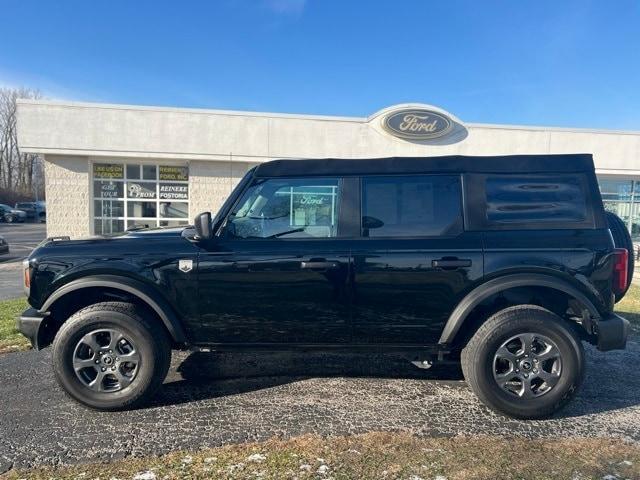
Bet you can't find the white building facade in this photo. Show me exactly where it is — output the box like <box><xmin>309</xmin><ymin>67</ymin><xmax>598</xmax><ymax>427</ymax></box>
<box><xmin>16</xmin><ymin>100</ymin><xmax>640</xmax><ymax>239</ymax></box>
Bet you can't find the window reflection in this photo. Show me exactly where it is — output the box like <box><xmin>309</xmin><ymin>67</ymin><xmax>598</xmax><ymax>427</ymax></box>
<box><xmin>598</xmin><ymin>176</ymin><xmax>639</xmax><ymax>241</ymax></box>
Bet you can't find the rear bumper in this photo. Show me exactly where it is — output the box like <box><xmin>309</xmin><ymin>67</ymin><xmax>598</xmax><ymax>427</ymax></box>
<box><xmin>596</xmin><ymin>313</ymin><xmax>630</xmax><ymax>351</ymax></box>
<box><xmin>17</xmin><ymin>308</ymin><xmax>48</xmax><ymax>350</ymax></box>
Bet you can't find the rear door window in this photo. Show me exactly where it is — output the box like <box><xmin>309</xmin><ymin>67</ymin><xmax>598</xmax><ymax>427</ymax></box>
<box><xmin>361</xmin><ymin>175</ymin><xmax>463</xmax><ymax>237</ymax></box>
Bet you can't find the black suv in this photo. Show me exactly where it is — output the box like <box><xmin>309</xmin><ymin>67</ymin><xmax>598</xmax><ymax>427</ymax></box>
<box><xmin>18</xmin><ymin>154</ymin><xmax>631</xmax><ymax>419</ymax></box>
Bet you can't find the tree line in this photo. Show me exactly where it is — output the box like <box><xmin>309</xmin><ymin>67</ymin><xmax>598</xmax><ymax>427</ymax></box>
<box><xmin>0</xmin><ymin>87</ymin><xmax>45</xmax><ymax>204</ymax></box>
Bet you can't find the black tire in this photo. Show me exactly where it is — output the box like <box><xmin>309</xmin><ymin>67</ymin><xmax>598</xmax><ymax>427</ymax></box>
<box><xmin>606</xmin><ymin>211</ymin><xmax>634</xmax><ymax>302</ymax></box>
<box><xmin>52</xmin><ymin>302</ymin><xmax>171</xmax><ymax>410</ymax></box>
<box><xmin>461</xmin><ymin>305</ymin><xmax>585</xmax><ymax>419</ymax></box>
<box><xmin>5</xmin><ymin>214</ymin><xmax>14</xmax><ymax>223</ymax></box>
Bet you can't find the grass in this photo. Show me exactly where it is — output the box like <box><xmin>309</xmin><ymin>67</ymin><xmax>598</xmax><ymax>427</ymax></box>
<box><xmin>0</xmin><ymin>297</ymin><xmax>29</xmax><ymax>353</ymax></box>
<box><xmin>616</xmin><ymin>283</ymin><xmax>640</xmax><ymax>333</ymax></box>
<box><xmin>1</xmin><ymin>432</ymin><xmax>638</xmax><ymax>480</ymax></box>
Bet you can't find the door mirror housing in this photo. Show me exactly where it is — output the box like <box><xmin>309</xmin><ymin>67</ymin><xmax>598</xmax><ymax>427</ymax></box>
<box><xmin>194</xmin><ymin>212</ymin><xmax>213</xmax><ymax>240</ymax></box>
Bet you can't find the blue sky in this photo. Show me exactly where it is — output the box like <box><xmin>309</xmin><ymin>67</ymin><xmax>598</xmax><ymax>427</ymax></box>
<box><xmin>1</xmin><ymin>0</ymin><xmax>639</xmax><ymax>129</ymax></box>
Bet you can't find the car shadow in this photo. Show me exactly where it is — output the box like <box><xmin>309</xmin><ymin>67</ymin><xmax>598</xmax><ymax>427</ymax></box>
<box><xmin>149</xmin><ymin>350</ymin><xmax>464</xmax><ymax>408</ymax></box>
<box><xmin>147</xmin><ymin>342</ymin><xmax>640</xmax><ymax>418</ymax></box>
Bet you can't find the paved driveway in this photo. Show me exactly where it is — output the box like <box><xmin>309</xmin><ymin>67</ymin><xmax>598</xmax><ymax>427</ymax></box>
<box><xmin>0</xmin><ymin>338</ymin><xmax>639</xmax><ymax>473</ymax></box>
<box><xmin>0</xmin><ymin>223</ymin><xmax>46</xmax><ymax>300</ymax></box>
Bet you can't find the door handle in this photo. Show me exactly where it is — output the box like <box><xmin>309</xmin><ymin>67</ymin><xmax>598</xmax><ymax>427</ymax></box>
<box><xmin>301</xmin><ymin>261</ymin><xmax>340</xmax><ymax>270</ymax></box>
<box><xmin>432</xmin><ymin>258</ymin><xmax>472</xmax><ymax>269</ymax></box>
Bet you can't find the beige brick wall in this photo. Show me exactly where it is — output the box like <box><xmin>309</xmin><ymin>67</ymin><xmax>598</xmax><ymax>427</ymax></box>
<box><xmin>44</xmin><ymin>155</ymin><xmax>91</xmax><ymax>238</ymax></box>
<box><xmin>189</xmin><ymin>160</ymin><xmax>255</xmax><ymax>219</ymax></box>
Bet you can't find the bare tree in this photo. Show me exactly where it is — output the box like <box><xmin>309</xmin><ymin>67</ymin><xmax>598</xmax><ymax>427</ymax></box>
<box><xmin>0</xmin><ymin>87</ymin><xmax>45</xmax><ymax>202</ymax></box>
<box><xmin>0</xmin><ymin>87</ymin><xmax>44</xmax><ymax>201</ymax></box>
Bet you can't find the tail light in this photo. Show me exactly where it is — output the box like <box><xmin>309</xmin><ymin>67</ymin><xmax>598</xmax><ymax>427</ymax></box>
<box><xmin>613</xmin><ymin>248</ymin><xmax>628</xmax><ymax>294</ymax></box>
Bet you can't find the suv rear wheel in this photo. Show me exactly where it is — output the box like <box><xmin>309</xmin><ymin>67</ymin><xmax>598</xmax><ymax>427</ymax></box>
<box><xmin>52</xmin><ymin>302</ymin><xmax>171</xmax><ymax>410</ymax></box>
<box><xmin>461</xmin><ymin>305</ymin><xmax>584</xmax><ymax>419</ymax></box>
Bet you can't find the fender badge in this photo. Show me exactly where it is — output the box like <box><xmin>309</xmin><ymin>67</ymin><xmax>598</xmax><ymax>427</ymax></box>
<box><xmin>178</xmin><ymin>259</ymin><xmax>193</xmax><ymax>273</ymax></box>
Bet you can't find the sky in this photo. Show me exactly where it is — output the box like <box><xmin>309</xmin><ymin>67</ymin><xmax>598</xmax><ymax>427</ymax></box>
<box><xmin>1</xmin><ymin>0</ymin><xmax>640</xmax><ymax>130</ymax></box>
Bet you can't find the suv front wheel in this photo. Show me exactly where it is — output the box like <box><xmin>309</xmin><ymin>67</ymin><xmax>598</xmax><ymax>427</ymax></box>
<box><xmin>52</xmin><ymin>302</ymin><xmax>171</xmax><ymax>410</ymax></box>
<box><xmin>461</xmin><ymin>305</ymin><xmax>585</xmax><ymax>419</ymax></box>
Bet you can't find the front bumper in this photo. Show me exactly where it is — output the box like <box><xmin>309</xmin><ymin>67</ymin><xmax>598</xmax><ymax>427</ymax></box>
<box><xmin>17</xmin><ymin>308</ymin><xmax>48</xmax><ymax>350</ymax></box>
<box><xmin>596</xmin><ymin>313</ymin><xmax>630</xmax><ymax>351</ymax></box>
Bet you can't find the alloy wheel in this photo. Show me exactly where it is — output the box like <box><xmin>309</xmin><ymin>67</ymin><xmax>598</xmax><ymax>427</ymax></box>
<box><xmin>492</xmin><ymin>332</ymin><xmax>562</xmax><ymax>399</ymax></box>
<box><xmin>72</xmin><ymin>328</ymin><xmax>140</xmax><ymax>392</ymax></box>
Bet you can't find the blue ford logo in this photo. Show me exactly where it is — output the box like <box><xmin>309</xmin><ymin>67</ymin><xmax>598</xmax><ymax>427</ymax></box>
<box><xmin>383</xmin><ymin>109</ymin><xmax>453</xmax><ymax>140</ymax></box>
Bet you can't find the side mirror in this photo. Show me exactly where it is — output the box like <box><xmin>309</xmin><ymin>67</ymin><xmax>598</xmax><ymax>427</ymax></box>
<box><xmin>194</xmin><ymin>211</ymin><xmax>213</xmax><ymax>240</ymax></box>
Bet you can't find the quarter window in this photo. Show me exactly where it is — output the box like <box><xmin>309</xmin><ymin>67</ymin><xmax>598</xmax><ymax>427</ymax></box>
<box><xmin>485</xmin><ymin>175</ymin><xmax>587</xmax><ymax>225</ymax></box>
<box><xmin>361</xmin><ymin>175</ymin><xmax>463</xmax><ymax>237</ymax></box>
<box><xmin>222</xmin><ymin>178</ymin><xmax>341</xmax><ymax>239</ymax></box>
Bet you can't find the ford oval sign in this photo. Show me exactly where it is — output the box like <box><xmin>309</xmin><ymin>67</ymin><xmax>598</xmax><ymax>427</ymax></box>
<box><xmin>383</xmin><ymin>109</ymin><xmax>453</xmax><ymax>140</ymax></box>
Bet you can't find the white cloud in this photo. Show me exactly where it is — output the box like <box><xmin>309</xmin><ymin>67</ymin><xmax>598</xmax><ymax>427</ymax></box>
<box><xmin>0</xmin><ymin>68</ymin><xmax>102</xmax><ymax>102</ymax></box>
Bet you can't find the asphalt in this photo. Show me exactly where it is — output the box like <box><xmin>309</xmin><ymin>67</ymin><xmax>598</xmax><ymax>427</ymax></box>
<box><xmin>0</xmin><ymin>338</ymin><xmax>639</xmax><ymax>473</ymax></box>
<box><xmin>0</xmin><ymin>223</ymin><xmax>46</xmax><ymax>300</ymax></box>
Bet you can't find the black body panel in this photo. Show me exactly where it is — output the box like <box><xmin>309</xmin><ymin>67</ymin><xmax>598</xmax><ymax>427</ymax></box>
<box><xmin>20</xmin><ymin>155</ymin><xmax>627</xmax><ymax>354</ymax></box>
<box><xmin>196</xmin><ymin>238</ymin><xmax>351</xmax><ymax>344</ymax></box>
<box><xmin>351</xmin><ymin>234</ymin><xmax>483</xmax><ymax>344</ymax></box>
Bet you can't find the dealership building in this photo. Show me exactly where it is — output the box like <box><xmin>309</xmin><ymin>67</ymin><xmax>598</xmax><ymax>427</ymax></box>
<box><xmin>16</xmin><ymin>99</ymin><xmax>640</xmax><ymax>240</ymax></box>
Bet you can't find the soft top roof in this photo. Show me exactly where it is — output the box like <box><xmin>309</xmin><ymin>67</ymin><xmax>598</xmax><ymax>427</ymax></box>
<box><xmin>254</xmin><ymin>154</ymin><xmax>595</xmax><ymax>178</ymax></box>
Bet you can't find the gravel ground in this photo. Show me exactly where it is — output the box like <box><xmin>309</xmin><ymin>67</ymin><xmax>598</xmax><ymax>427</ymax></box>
<box><xmin>0</xmin><ymin>337</ymin><xmax>639</xmax><ymax>473</ymax></box>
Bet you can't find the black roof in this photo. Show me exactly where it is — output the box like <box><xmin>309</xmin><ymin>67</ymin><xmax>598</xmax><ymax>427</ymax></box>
<box><xmin>254</xmin><ymin>154</ymin><xmax>595</xmax><ymax>177</ymax></box>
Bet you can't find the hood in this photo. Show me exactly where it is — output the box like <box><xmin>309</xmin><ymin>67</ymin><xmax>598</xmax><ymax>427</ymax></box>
<box><xmin>33</xmin><ymin>225</ymin><xmax>195</xmax><ymax>251</ymax></box>
<box><xmin>121</xmin><ymin>226</ymin><xmax>192</xmax><ymax>238</ymax></box>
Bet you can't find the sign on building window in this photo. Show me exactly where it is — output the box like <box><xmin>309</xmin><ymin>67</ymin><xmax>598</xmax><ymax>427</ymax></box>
<box><xmin>94</xmin><ymin>164</ymin><xmax>124</xmax><ymax>179</ymax></box>
<box><xmin>127</xmin><ymin>182</ymin><xmax>157</xmax><ymax>199</ymax></box>
<box><xmin>159</xmin><ymin>183</ymin><xmax>189</xmax><ymax>200</ymax></box>
<box><xmin>159</xmin><ymin>166</ymin><xmax>189</xmax><ymax>181</ymax></box>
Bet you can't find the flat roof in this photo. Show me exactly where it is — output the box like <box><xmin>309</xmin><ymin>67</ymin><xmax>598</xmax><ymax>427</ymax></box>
<box><xmin>16</xmin><ymin>99</ymin><xmax>640</xmax><ymax>136</ymax></box>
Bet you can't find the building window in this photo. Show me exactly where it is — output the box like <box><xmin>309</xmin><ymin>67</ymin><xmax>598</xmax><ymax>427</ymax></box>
<box><xmin>598</xmin><ymin>177</ymin><xmax>639</xmax><ymax>241</ymax></box>
<box><xmin>93</xmin><ymin>163</ymin><xmax>189</xmax><ymax>236</ymax></box>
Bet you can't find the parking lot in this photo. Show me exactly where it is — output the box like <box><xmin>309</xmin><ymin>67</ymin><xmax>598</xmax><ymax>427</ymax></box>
<box><xmin>0</xmin><ymin>339</ymin><xmax>639</xmax><ymax>473</ymax></box>
<box><xmin>0</xmin><ymin>223</ymin><xmax>46</xmax><ymax>300</ymax></box>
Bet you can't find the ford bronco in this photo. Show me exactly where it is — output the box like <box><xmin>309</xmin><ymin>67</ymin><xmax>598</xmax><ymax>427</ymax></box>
<box><xmin>18</xmin><ymin>154</ymin><xmax>631</xmax><ymax>419</ymax></box>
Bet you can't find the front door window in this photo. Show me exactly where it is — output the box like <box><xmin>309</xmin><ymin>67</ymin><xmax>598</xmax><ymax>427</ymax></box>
<box><xmin>221</xmin><ymin>177</ymin><xmax>341</xmax><ymax>239</ymax></box>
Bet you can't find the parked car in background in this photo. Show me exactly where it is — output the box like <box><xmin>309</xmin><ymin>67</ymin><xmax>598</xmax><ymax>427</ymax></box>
<box><xmin>15</xmin><ymin>201</ymin><xmax>46</xmax><ymax>222</ymax></box>
<box><xmin>0</xmin><ymin>235</ymin><xmax>8</xmax><ymax>255</ymax></box>
<box><xmin>0</xmin><ymin>204</ymin><xmax>27</xmax><ymax>223</ymax></box>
